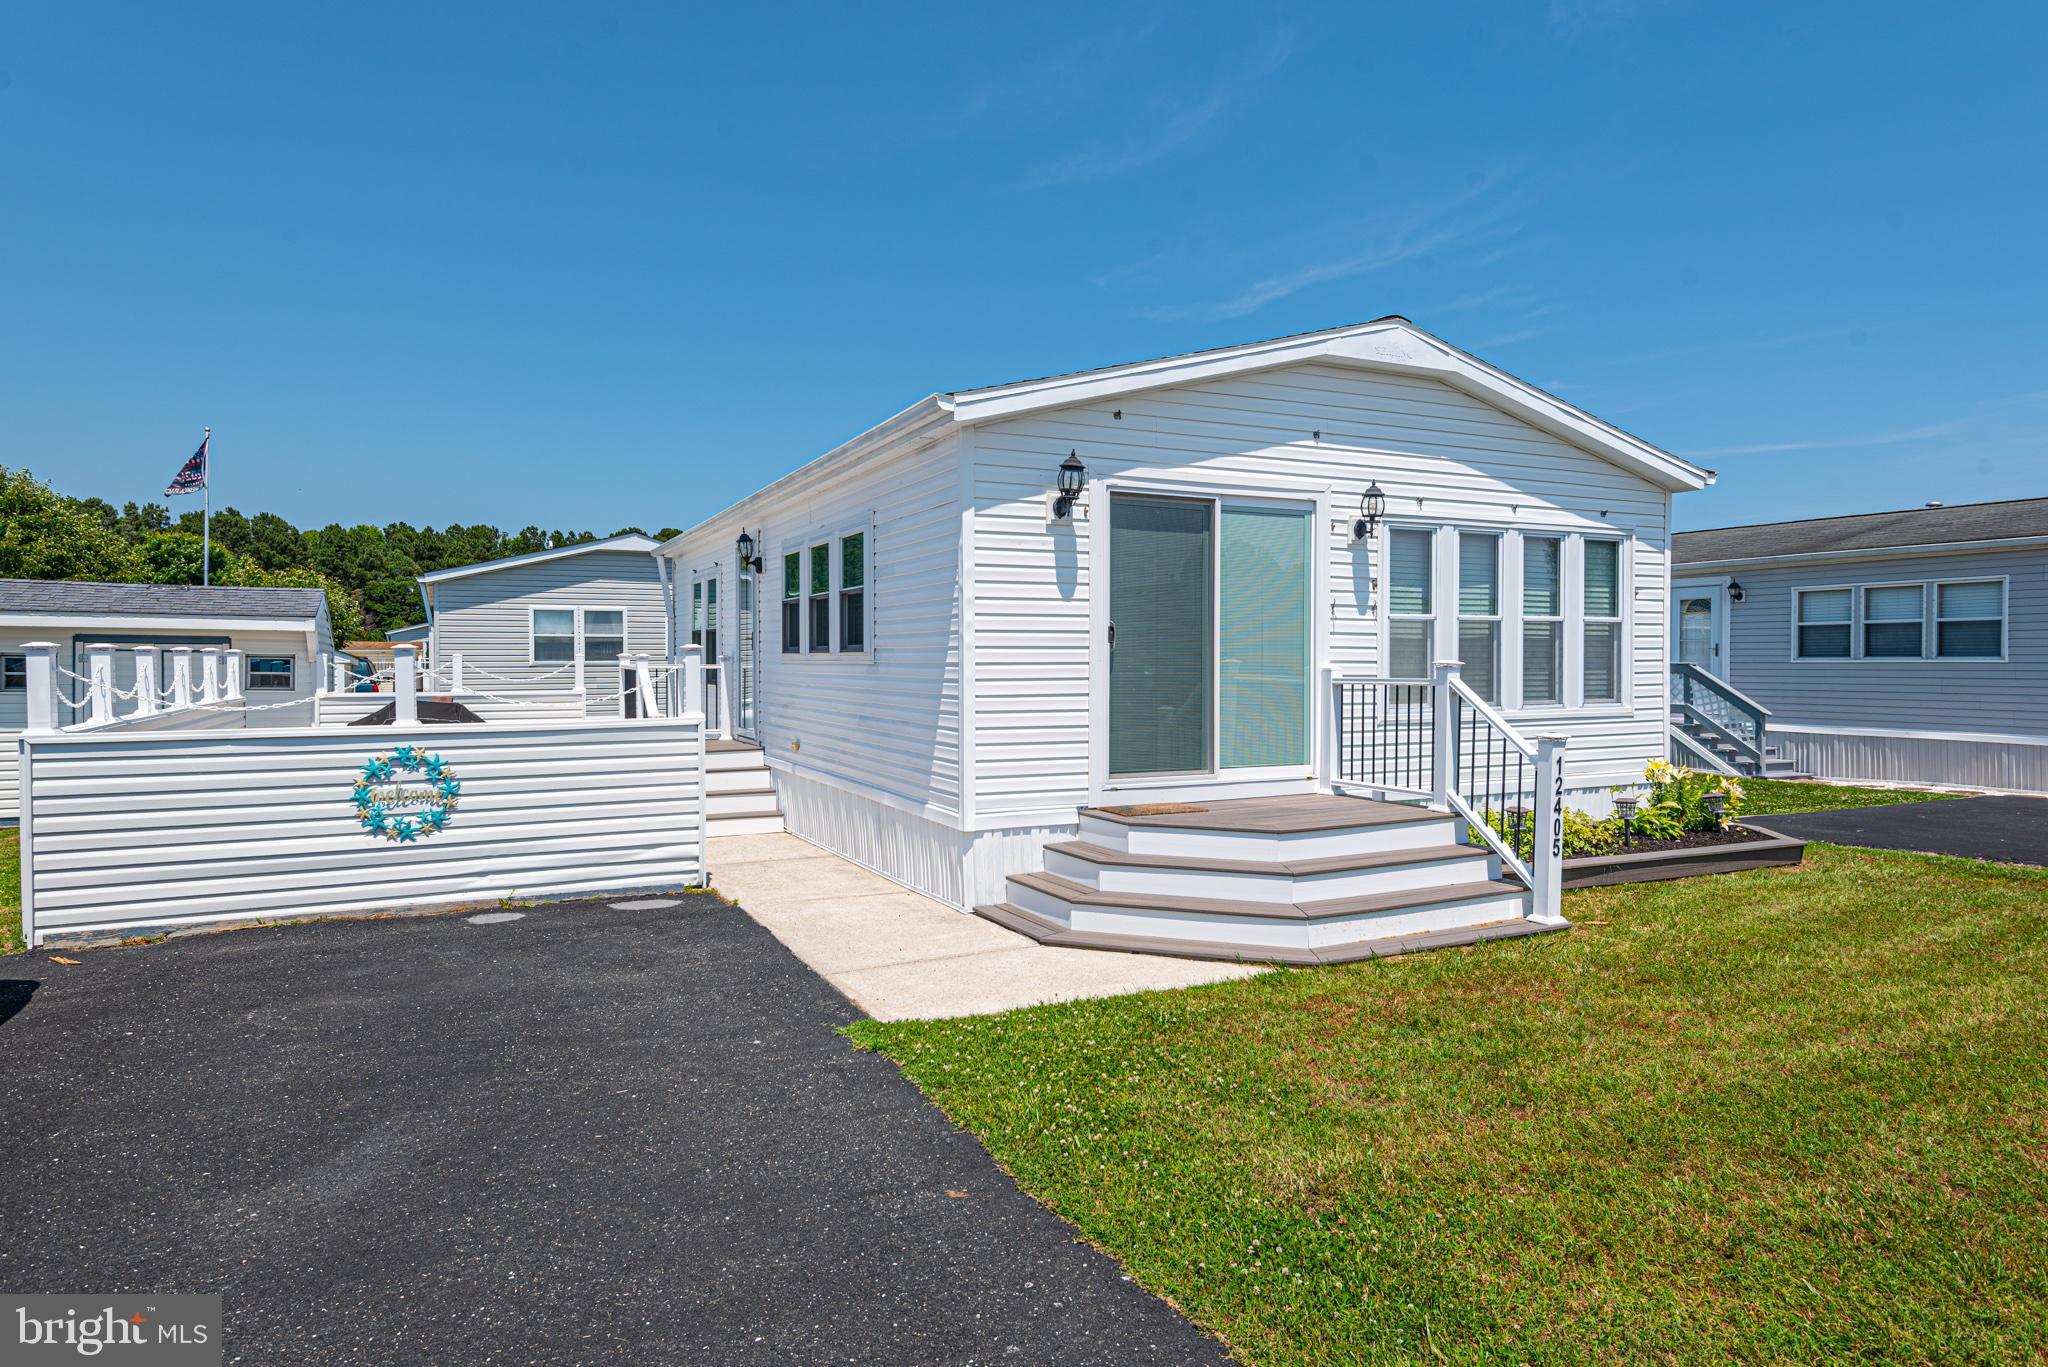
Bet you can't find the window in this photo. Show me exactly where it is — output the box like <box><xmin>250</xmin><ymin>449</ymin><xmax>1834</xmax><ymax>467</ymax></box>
<box><xmin>808</xmin><ymin>542</ymin><xmax>831</xmax><ymax>653</ymax></box>
<box><xmin>582</xmin><ymin>609</ymin><xmax>625</xmax><ymax>662</ymax></box>
<box><xmin>690</xmin><ymin>582</ymin><xmax>703</xmax><ymax>648</ymax></box>
<box><xmin>1582</xmin><ymin>539</ymin><xmax>1623</xmax><ymax>703</ymax></box>
<box><xmin>839</xmin><ymin>532</ymin><xmax>866</xmax><ymax>652</ymax></box>
<box><xmin>1862</xmin><ymin>585</ymin><xmax>1924</xmax><ymax>658</ymax></box>
<box><xmin>781</xmin><ymin>552</ymin><xmax>801</xmax><ymax>654</ymax></box>
<box><xmin>533</xmin><ymin>608</ymin><xmax>576</xmax><ymax>663</ymax></box>
<box><xmin>246</xmin><ymin>656</ymin><xmax>293</xmax><ymax>690</ymax></box>
<box><xmin>1521</xmin><ymin>536</ymin><xmax>1562</xmax><ymax>705</ymax></box>
<box><xmin>1796</xmin><ymin>588</ymin><xmax>1852</xmax><ymax>659</ymax></box>
<box><xmin>1937</xmin><ymin>580</ymin><xmax>2004</xmax><ymax>658</ymax></box>
<box><xmin>1386</xmin><ymin>528</ymin><xmax>1434</xmax><ymax>680</ymax></box>
<box><xmin>1457</xmin><ymin>532</ymin><xmax>1501</xmax><ymax>702</ymax></box>
<box><xmin>1</xmin><ymin>654</ymin><xmax>25</xmax><ymax>691</ymax></box>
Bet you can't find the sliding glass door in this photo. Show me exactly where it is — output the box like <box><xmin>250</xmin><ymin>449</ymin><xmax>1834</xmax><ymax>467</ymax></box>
<box><xmin>1108</xmin><ymin>492</ymin><xmax>1312</xmax><ymax>781</ymax></box>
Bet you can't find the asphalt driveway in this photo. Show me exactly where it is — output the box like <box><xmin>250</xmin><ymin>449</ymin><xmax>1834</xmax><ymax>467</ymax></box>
<box><xmin>0</xmin><ymin>896</ymin><xmax>1229</xmax><ymax>1365</ymax></box>
<box><xmin>1754</xmin><ymin>794</ymin><xmax>2048</xmax><ymax>866</ymax></box>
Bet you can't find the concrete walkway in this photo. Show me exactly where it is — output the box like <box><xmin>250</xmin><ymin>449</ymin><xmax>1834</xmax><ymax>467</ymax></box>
<box><xmin>709</xmin><ymin>833</ymin><xmax>1264</xmax><ymax>1020</ymax></box>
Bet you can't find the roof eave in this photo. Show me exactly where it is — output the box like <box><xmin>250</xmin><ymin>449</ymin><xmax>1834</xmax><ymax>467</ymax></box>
<box><xmin>414</xmin><ymin>533</ymin><xmax>663</xmax><ymax>586</ymax></box>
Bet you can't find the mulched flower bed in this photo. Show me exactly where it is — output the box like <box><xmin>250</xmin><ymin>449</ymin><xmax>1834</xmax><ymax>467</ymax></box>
<box><xmin>1561</xmin><ymin>822</ymin><xmax>1804</xmax><ymax>889</ymax></box>
<box><xmin>1599</xmin><ymin>825</ymin><xmax>1774</xmax><ymax>855</ymax></box>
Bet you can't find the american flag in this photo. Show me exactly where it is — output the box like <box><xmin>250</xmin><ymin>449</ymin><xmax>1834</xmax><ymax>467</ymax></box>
<box><xmin>166</xmin><ymin>432</ymin><xmax>208</xmax><ymax>495</ymax></box>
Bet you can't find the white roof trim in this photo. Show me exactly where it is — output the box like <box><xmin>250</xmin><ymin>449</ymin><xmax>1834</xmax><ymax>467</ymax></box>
<box><xmin>945</xmin><ymin>318</ymin><xmax>1714</xmax><ymax>494</ymax></box>
<box><xmin>0</xmin><ymin>614</ymin><xmax>317</xmax><ymax>633</ymax></box>
<box><xmin>416</xmin><ymin>533</ymin><xmax>662</xmax><ymax>586</ymax></box>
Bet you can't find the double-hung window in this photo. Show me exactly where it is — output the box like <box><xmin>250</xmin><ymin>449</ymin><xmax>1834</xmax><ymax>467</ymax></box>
<box><xmin>1581</xmin><ymin>539</ymin><xmax>1623</xmax><ymax>703</ymax></box>
<box><xmin>807</xmin><ymin>543</ymin><xmax>831</xmax><ymax>653</ymax></box>
<box><xmin>1861</xmin><ymin>585</ymin><xmax>1924</xmax><ymax>658</ymax></box>
<box><xmin>1457</xmin><ymin>532</ymin><xmax>1501</xmax><ymax>703</ymax></box>
<box><xmin>1386</xmin><ymin>528</ymin><xmax>1435</xmax><ymax>680</ymax></box>
<box><xmin>839</xmin><ymin>533</ymin><xmax>866</xmax><ymax>652</ymax></box>
<box><xmin>533</xmin><ymin>609</ymin><xmax>577</xmax><ymax>663</ymax></box>
<box><xmin>1521</xmin><ymin>535</ymin><xmax>1563</xmax><ymax>705</ymax></box>
<box><xmin>1</xmin><ymin>654</ymin><xmax>25</xmax><ymax>690</ymax></box>
<box><xmin>581</xmin><ymin>610</ymin><xmax>625</xmax><ymax>662</ymax></box>
<box><xmin>1795</xmin><ymin>588</ymin><xmax>1852</xmax><ymax>659</ymax></box>
<box><xmin>532</xmin><ymin>608</ymin><xmax>624</xmax><ymax>664</ymax></box>
<box><xmin>1936</xmin><ymin>580</ymin><xmax>2003</xmax><ymax>658</ymax></box>
<box><xmin>246</xmin><ymin>656</ymin><xmax>294</xmax><ymax>690</ymax></box>
<box><xmin>781</xmin><ymin>553</ymin><xmax>801</xmax><ymax>653</ymax></box>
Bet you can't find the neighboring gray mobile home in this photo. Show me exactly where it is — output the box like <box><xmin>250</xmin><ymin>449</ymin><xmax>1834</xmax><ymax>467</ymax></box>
<box><xmin>417</xmin><ymin>533</ymin><xmax>669</xmax><ymax>716</ymax></box>
<box><xmin>660</xmin><ymin>317</ymin><xmax>1715</xmax><ymax>932</ymax></box>
<box><xmin>1671</xmin><ymin>496</ymin><xmax>2048</xmax><ymax>791</ymax></box>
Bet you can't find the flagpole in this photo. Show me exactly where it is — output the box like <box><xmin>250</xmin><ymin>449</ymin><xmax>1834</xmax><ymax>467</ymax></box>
<box><xmin>201</xmin><ymin>426</ymin><xmax>212</xmax><ymax>587</ymax></box>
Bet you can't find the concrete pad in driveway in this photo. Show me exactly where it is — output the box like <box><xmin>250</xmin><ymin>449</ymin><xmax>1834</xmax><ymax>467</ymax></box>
<box><xmin>710</xmin><ymin>833</ymin><xmax>1264</xmax><ymax>1021</ymax></box>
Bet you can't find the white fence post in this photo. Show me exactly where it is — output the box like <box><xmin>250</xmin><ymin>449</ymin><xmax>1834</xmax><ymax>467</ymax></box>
<box><xmin>170</xmin><ymin>648</ymin><xmax>194</xmax><ymax>709</ymax></box>
<box><xmin>199</xmin><ymin>648</ymin><xmax>222</xmax><ymax>705</ymax></box>
<box><xmin>332</xmin><ymin>655</ymin><xmax>349</xmax><ymax>693</ymax></box>
<box><xmin>616</xmin><ymin>654</ymin><xmax>634</xmax><ymax>719</ymax></box>
<box><xmin>681</xmin><ymin>643</ymin><xmax>704</xmax><ymax>719</ymax></box>
<box><xmin>449</xmin><ymin>651</ymin><xmax>464</xmax><ymax>693</ymax></box>
<box><xmin>1531</xmin><ymin>734</ymin><xmax>1570</xmax><ymax>926</ymax></box>
<box><xmin>133</xmin><ymin>645</ymin><xmax>160</xmax><ymax>717</ymax></box>
<box><xmin>222</xmin><ymin>649</ymin><xmax>245</xmax><ymax>701</ymax></box>
<box><xmin>316</xmin><ymin>652</ymin><xmax>331</xmax><ymax>697</ymax></box>
<box><xmin>21</xmin><ymin>642</ymin><xmax>58</xmax><ymax>733</ymax></box>
<box><xmin>636</xmin><ymin>653</ymin><xmax>663</xmax><ymax>718</ymax></box>
<box><xmin>574</xmin><ymin>650</ymin><xmax>586</xmax><ymax>696</ymax></box>
<box><xmin>86</xmin><ymin>644</ymin><xmax>116</xmax><ymax>725</ymax></box>
<box><xmin>392</xmin><ymin>643</ymin><xmax>419</xmax><ymax>724</ymax></box>
<box><xmin>1430</xmin><ymin>659</ymin><xmax>1461</xmax><ymax>814</ymax></box>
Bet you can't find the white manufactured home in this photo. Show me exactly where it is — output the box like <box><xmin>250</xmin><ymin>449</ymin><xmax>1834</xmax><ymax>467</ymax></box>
<box><xmin>1</xmin><ymin>580</ymin><xmax>333</xmax><ymax>821</ymax></box>
<box><xmin>659</xmin><ymin>318</ymin><xmax>1714</xmax><ymax>960</ymax></box>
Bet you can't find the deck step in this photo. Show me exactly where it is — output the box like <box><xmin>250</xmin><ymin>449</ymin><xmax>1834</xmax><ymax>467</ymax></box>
<box><xmin>1042</xmin><ymin>838</ymin><xmax>1496</xmax><ymax>902</ymax></box>
<box><xmin>1079</xmin><ymin>795</ymin><xmax>1456</xmax><ymax>860</ymax></box>
<box><xmin>978</xmin><ymin>900</ymin><xmax>1557</xmax><ymax>967</ymax></box>
<box><xmin>1009</xmin><ymin>870</ymin><xmax>1528</xmax><ymax>923</ymax></box>
<box><xmin>706</xmin><ymin>813</ymin><xmax>785</xmax><ymax>837</ymax></box>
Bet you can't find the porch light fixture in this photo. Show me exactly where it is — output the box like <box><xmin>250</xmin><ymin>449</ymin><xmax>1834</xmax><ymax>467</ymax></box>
<box><xmin>1052</xmin><ymin>451</ymin><xmax>1086</xmax><ymax>520</ymax></box>
<box><xmin>1727</xmin><ymin>581</ymin><xmax>1746</xmax><ymax>604</ymax></box>
<box><xmin>1351</xmin><ymin>481</ymin><xmax>1388</xmax><ymax>543</ymax></box>
<box><xmin>736</xmin><ymin>530</ymin><xmax>763</xmax><ymax>574</ymax></box>
<box><xmin>1613</xmin><ymin>793</ymin><xmax>1639</xmax><ymax>845</ymax></box>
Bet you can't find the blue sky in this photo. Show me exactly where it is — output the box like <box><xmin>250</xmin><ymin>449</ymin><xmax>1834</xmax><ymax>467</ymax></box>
<box><xmin>4</xmin><ymin>2</ymin><xmax>2043</xmax><ymax>534</ymax></box>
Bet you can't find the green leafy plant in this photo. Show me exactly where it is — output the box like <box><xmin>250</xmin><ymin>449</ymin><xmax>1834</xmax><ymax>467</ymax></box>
<box><xmin>1471</xmin><ymin>761</ymin><xmax>1748</xmax><ymax>860</ymax></box>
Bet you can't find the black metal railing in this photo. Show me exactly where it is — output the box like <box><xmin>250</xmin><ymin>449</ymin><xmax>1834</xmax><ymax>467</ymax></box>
<box><xmin>1331</xmin><ymin>677</ymin><xmax>1435</xmax><ymax>796</ymax></box>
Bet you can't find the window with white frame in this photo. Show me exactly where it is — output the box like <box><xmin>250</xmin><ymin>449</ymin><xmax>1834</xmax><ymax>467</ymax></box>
<box><xmin>1861</xmin><ymin>585</ymin><xmax>1924</xmax><ymax>658</ymax></box>
<box><xmin>1795</xmin><ymin>588</ymin><xmax>1852</xmax><ymax>659</ymax></box>
<box><xmin>1521</xmin><ymin>535</ymin><xmax>1563</xmax><ymax>705</ymax></box>
<box><xmin>531</xmin><ymin>607</ymin><xmax>624</xmax><ymax>664</ymax></box>
<box><xmin>1457</xmin><ymin>531</ymin><xmax>1501</xmax><ymax>703</ymax></box>
<box><xmin>807</xmin><ymin>542</ymin><xmax>831</xmax><ymax>653</ymax></box>
<box><xmin>781</xmin><ymin>552</ymin><xmax>801</xmax><ymax>654</ymax></box>
<box><xmin>1386</xmin><ymin>528</ymin><xmax>1434</xmax><ymax>680</ymax></box>
<box><xmin>839</xmin><ymin>532</ymin><xmax>866</xmax><ymax>653</ymax></box>
<box><xmin>1581</xmin><ymin>539</ymin><xmax>1623</xmax><ymax>703</ymax></box>
<box><xmin>1936</xmin><ymin>579</ymin><xmax>2004</xmax><ymax>658</ymax></box>
<box><xmin>1</xmin><ymin>654</ymin><xmax>25</xmax><ymax>690</ymax></box>
<box><xmin>532</xmin><ymin>608</ymin><xmax>577</xmax><ymax>663</ymax></box>
<box><xmin>246</xmin><ymin>656</ymin><xmax>294</xmax><ymax>690</ymax></box>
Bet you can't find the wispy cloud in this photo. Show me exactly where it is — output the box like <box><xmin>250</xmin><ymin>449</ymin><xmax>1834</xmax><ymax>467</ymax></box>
<box><xmin>1689</xmin><ymin>420</ymin><xmax>1967</xmax><ymax>458</ymax></box>
<box><xmin>1020</xmin><ymin>28</ymin><xmax>1295</xmax><ymax>189</ymax></box>
<box><xmin>1123</xmin><ymin>169</ymin><xmax>1527</xmax><ymax>325</ymax></box>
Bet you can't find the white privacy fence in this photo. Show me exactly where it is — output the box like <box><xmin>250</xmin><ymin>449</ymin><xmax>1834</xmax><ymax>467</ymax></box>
<box><xmin>15</xmin><ymin>642</ymin><xmax>712</xmax><ymax>948</ymax></box>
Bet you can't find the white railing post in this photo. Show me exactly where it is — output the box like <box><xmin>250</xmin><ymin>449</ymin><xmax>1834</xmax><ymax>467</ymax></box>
<box><xmin>574</xmin><ymin>650</ymin><xmax>586</xmax><ymax>695</ymax></box>
<box><xmin>85</xmin><ymin>644</ymin><xmax>116</xmax><ymax>725</ymax></box>
<box><xmin>199</xmin><ymin>648</ymin><xmax>222</xmax><ymax>704</ymax></box>
<box><xmin>681</xmin><ymin>643</ymin><xmax>704</xmax><ymax>719</ymax></box>
<box><xmin>170</xmin><ymin>648</ymin><xmax>194</xmax><ymax>709</ymax></box>
<box><xmin>316</xmin><ymin>652</ymin><xmax>331</xmax><ymax>697</ymax></box>
<box><xmin>1531</xmin><ymin>734</ymin><xmax>1570</xmax><ymax>926</ymax></box>
<box><xmin>617</xmin><ymin>653</ymin><xmax>634</xmax><ymax>719</ymax></box>
<box><xmin>449</xmin><ymin>651</ymin><xmax>464</xmax><ymax>693</ymax></box>
<box><xmin>1430</xmin><ymin>659</ymin><xmax>1461</xmax><ymax>813</ymax></box>
<box><xmin>1319</xmin><ymin>666</ymin><xmax>1337</xmax><ymax>791</ymax></box>
<box><xmin>132</xmin><ymin>646</ymin><xmax>160</xmax><ymax>717</ymax></box>
<box><xmin>222</xmin><ymin>649</ymin><xmax>245</xmax><ymax>701</ymax></box>
<box><xmin>392</xmin><ymin>643</ymin><xmax>419</xmax><ymax>724</ymax></box>
<box><xmin>21</xmin><ymin>642</ymin><xmax>58</xmax><ymax>733</ymax></box>
<box><xmin>332</xmin><ymin>655</ymin><xmax>349</xmax><ymax>693</ymax></box>
<box><xmin>635</xmin><ymin>653</ymin><xmax>664</xmax><ymax>718</ymax></box>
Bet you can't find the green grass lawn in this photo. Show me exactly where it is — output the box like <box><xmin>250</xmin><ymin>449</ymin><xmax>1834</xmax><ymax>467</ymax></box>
<box><xmin>1</xmin><ymin>828</ymin><xmax>19</xmax><ymax>956</ymax></box>
<box><xmin>852</xmin><ymin>845</ymin><xmax>2048</xmax><ymax>1365</ymax></box>
<box><xmin>1741</xmin><ymin>778</ymin><xmax>1969</xmax><ymax>816</ymax></box>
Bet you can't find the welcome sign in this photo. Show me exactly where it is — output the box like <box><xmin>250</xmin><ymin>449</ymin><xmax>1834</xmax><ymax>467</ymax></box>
<box><xmin>350</xmin><ymin>746</ymin><xmax>461</xmax><ymax>842</ymax></box>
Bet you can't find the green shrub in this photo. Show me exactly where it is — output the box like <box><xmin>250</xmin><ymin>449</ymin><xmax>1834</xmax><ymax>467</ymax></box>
<box><xmin>1469</xmin><ymin>760</ymin><xmax>1745</xmax><ymax>860</ymax></box>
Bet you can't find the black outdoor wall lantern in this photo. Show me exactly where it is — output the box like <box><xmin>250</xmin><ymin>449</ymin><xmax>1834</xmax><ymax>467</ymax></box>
<box><xmin>1052</xmin><ymin>451</ymin><xmax>1086</xmax><ymax>520</ymax></box>
<box><xmin>1351</xmin><ymin>480</ymin><xmax>1388</xmax><ymax>543</ymax></box>
<box><xmin>736</xmin><ymin>529</ymin><xmax>763</xmax><ymax>574</ymax></box>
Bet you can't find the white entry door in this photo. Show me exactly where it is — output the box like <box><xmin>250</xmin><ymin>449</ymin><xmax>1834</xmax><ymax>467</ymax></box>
<box><xmin>1673</xmin><ymin>585</ymin><xmax>1723</xmax><ymax>677</ymax></box>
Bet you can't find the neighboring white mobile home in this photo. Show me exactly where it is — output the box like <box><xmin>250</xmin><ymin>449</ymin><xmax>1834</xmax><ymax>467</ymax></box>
<box><xmin>1672</xmin><ymin>497</ymin><xmax>2048</xmax><ymax>791</ymax></box>
<box><xmin>417</xmin><ymin>533</ymin><xmax>669</xmax><ymax>717</ymax></box>
<box><xmin>659</xmin><ymin>317</ymin><xmax>1714</xmax><ymax>943</ymax></box>
<box><xmin>0</xmin><ymin>579</ymin><xmax>333</xmax><ymax>820</ymax></box>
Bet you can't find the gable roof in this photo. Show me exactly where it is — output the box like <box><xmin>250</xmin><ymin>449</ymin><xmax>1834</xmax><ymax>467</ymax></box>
<box><xmin>0</xmin><ymin>579</ymin><xmax>327</xmax><ymax>621</ymax></box>
<box><xmin>416</xmin><ymin>533</ymin><xmax>661</xmax><ymax>586</ymax></box>
<box><xmin>1674</xmin><ymin>496</ymin><xmax>2048</xmax><ymax>566</ymax></box>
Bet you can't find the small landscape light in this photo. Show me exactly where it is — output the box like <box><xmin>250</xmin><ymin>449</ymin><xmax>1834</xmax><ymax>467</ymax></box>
<box><xmin>1614</xmin><ymin>794</ymin><xmax>1639</xmax><ymax>845</ymax></box>
<box><xmin>1704</xmin><ymin>790</ymin><xmax>1728</xmax><ymax>828</ymax></box>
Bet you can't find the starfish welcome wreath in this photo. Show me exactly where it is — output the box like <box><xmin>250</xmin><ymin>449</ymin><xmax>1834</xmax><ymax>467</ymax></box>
<box><xmin>351</xmin><ymin>745</ymin><xmax>461</xmax><ymax>842</ymax></box>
